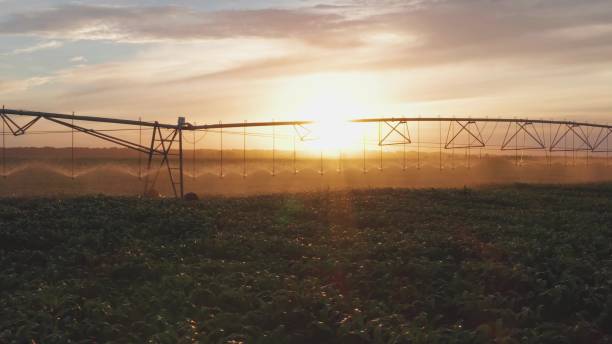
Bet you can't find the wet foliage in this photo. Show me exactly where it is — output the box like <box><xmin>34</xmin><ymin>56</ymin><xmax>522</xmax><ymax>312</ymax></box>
<box><xmin>1</xmin><ymin>184</ymin><xmax>612</xmax><ymax>343</ymax></box>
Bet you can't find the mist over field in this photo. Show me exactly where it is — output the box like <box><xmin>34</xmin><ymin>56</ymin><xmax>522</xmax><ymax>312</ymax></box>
<box><xmin>1</xmin><ymin>148</ymin><xmax>610</xmax><ymax>197</ymax></box>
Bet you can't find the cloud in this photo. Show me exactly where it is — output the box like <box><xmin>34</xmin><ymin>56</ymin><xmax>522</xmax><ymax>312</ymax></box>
<box><xmin>70</xmin><ymin>56</ymin><xmax>87</xmax><ymax>63</ymax></box>
<box><xmin>368</xmin><ymin>0</ymin><xmax>612</xmax><ymax>62</ymax></box>
<box><xmin>1</xmin><ymin>0</ymin><xmax>611</xmax><ymax>118</ymax></box>
<box><xmin>3</xmin><ymin>40</ymin><xmax>63</xmax><ymax>55</ymax></box>
<box><xmin>0</xmin><ymin>0</ymin><xmax>611</xmax><ymax>65</ymax></box>
<box><xmin>0</xmin><ymin>76</ymin><xmax>51</xmax><ymax>94</ymax></box>
<box><xmin>0</xmin><ymin>4</ymin><xmax>351</xmax><ymax>46</ymax></box>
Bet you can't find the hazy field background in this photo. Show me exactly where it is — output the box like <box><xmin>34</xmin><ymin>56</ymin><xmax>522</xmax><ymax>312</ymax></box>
<box><xmin>0</xmin><ymin>148</ymin><xmax>610</xmax><ymax>197</ymax></box>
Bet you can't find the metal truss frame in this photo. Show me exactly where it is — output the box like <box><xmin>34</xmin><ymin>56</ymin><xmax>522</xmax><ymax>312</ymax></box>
<box><xmin>444</xmin><ymin>120</ymin><xmax>485</xmax><ymax>149</ymax></box>
<box><xmin>0</xmin><ymin>112</ymin><xmax>41</xmax><ymax>136</ymax></box>
<box><xmin>379</xmin><ymin>121</ymin><xmax>411</xmax><ymax>146</ymax></box>
<box><xmin>44</xmin><ymin>117</ymin><xmax>165</xmax><ymax>155</ymax></box>
<box><xmin>2</xmin><ymin>107</ymin><xmax>612</xmax><ymax>198</ymax></box>
<box><xmin>550</xmin><ymin>123</ymin><xmax>593</xmax><ymax>152</ymax></box>
<box><xmin>1</xmin><ymin>107</ymin><xmax>186</xmax><ymax>198</ymax></box>
<box><xmin>589</xmin><ymin>127</ymin><xmax>612</xmax><ymax>153</ymax></box>
<box><xmin>293</xmin><ymin>124</ymin><xmax>314</xmax><ymax>141</ymax></box>
<box><xmin>501</xmin><ymin>121</ymin><xmax>546</xmax><ymax>150</ymax></box>
<box><xmin>144</xmin><ymin>123</ymin><xmax>183</xmax><ymax>198</ymax></box>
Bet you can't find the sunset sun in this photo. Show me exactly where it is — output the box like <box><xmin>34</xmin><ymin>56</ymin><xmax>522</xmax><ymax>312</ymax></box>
<box><xmin>275</xmin><ymin>73</ymin><xmax>380</xmax><ymax>151</ymax></box>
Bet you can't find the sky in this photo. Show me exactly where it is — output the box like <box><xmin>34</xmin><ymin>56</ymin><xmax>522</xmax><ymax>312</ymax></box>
<box><xmin>1</xmin><ymin>0</ymin><xmax>611</xmax><ymax>128</ymax></box>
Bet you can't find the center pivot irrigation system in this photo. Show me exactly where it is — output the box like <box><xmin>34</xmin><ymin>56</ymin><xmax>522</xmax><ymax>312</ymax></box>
<box><xmin>1</xmin><ymin>107</ymin><xmax>611</xmax><ymax>198</ymax></box>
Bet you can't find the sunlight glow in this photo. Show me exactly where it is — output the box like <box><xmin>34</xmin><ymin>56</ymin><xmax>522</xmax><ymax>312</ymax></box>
<box><xmin>274</xmin><ymin>73</ymin><xmax>382</xmax><ymax>152</ymax></box>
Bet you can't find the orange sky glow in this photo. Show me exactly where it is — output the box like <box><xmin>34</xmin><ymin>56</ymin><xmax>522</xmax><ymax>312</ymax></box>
<box><xmin>0</xmin><ymin>0</ymin><xmax>611</xmax><ymax>150</ymax></box>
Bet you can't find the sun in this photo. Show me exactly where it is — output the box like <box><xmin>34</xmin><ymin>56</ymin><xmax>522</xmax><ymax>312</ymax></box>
<box><xmin>301</xmin><ymin>98</ymin><xmax>363</xmax><ymax>152</ymax></box>
<box><xmin>274</xmin><ymin>73</ymin><xmax>381</xmax><ymax>152</ymax></box>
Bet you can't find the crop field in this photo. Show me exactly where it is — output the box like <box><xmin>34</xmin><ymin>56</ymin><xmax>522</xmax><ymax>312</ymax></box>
<box><xmin>1</xmin><ymin>184</ymin><xmax>612</xmax><ymax>343</ymax></box>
